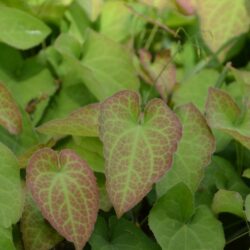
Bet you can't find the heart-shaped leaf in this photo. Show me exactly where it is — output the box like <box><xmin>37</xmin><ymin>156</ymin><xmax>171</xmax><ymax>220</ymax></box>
<box><xmin>100</xmin><ymin>90</ymin><xmax>182</xmax><ymax>217</ymax></box>
<box><xmin>37</xmin><ymin>103</ymin><xmax>100</xmax><ymax>137</ymax></box>
<box><xmin>156</xmin><ymin>103</ymin><xmax>215</xmax><ymax>196</ymax></box>
<box><xmin>0</xmin><ymin>142</ymin><xmax>23</xmax><ymax>228</ymax></box>
<box><xmin>27</xmin><ymin>148</ymin><xmax>99</xmax><ymax>250</ymax></box>
<box><xmin>0</xmin><ymin>83</ymin><xmax>22</xmax><ymax>134</ymax></box>
<box><xmin>206</xmin><ymin>87</ymin><xmax>250</xmax><ymax>149</ymax></box>
<box><xmin>149</xmin><ymin>183</ymin><xmax>225</xmax><ymax>250</ymax></box>
<box><xmin>21</xmin><ymin>191</ymin><xmax>63</xmax><ymax>250</ymax></box>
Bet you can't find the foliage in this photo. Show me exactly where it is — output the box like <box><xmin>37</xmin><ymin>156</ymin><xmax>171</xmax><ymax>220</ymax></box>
<box><xmin>0</xmin><ymin>0</ymin><xmax>250</xmax><ymax>249</ymax></box>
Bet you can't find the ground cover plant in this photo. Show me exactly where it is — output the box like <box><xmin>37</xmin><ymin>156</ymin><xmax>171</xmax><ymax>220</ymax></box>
<box><xmin>0</xmin><ymin>0</ymin><xmax>250</xmax><ymax>249</ymax></box>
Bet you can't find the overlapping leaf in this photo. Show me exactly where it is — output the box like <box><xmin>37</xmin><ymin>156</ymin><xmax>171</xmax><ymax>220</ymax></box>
<box><xmin>90</xmin><ymin>216</ymin><xmax>161</xmax><ymax>250</ymax></box>
<box><xmin>0</xmin><ymin>83</ymin><xmax>22</xmax><ymax>134</ymax></box>
<box><xmin>0</xmin><ymin>143</ymin><xmax>23</xmax><ymax>228</ymax></box>
<box><xmin>156</xmin><ymin>103</ymin><xmax>215</xmax><ymax>197</ymax></box>
<box><xmin>0</xmin><ymin>6</ymin><xmax>51</xmax><ymax>49</ymax></box>
<box><xmin>100</xmin><ymin>90</ymin><xmax>182</xmax><ymax>217</ymax></box>
<box><xmin>37</xmin><ymin>103</ymin><xmax>100</xmax><ymax>137</ymax></box>
<box><xmin>27</xmin><ymin>148</ymin><xmax>99</xmax><ymax>250</ymax></box>
<box><xmin>196</xmin><ymin>0</ymin><xmax>249</xmax><ymax>59</ymax></box>
<box><xmin>0</xmin><ymin>227</ymin><xmax>16</xmax><ymax>250</ymax></box>
<box><xmin>21</xmin><ymin>191</ymin><xmax>62</xmax><ymax>250</ymax></box>
<box><xmin>212</xmin><ymin>189</ymin><xmax>244</xmax><ymax>218</ymax></box>
<box><xmin>206</xmin><ymin>87</ymin><xmax>250</xmax><ymax>149</ymax></box>
<box><xmin>149</xmin><ymin>183</ymin><xmax>225</xmax><ymax>250</ymax></box>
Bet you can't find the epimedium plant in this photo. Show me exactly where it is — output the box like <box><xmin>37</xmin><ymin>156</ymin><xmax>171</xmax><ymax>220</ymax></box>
<box><xmin>0</xmin><ymin>0</ymin><xmax>250</xmax><ymax>250</ymax></box>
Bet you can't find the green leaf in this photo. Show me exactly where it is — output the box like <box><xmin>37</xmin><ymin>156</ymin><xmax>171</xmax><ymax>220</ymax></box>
<box><xmin>58</xmin><ymin>30</ymin><xmax>140</xmax><ymax>101</ymax></box>
<box><xmin>172</xmin><ymin>69</ymin><xmax>219</xmax><ymax>111</ymax></box>
<box><xmin>196</xmin><ymin>0</ymin><xmax>250</xmax><ymax>60</ymax></box>
<box><xmin>212</xmin><ymin>189</ymin><xmax>244</xmax><ymax>218</ymax></box>
<box><xmin>27</xmin><ymin>148</ymin><xmax>99</xmax><ymax>250</ymax></box>
<box><xmin>156</xmin><ymin>103</ymin><xmax>215</xmax><ymax>196</ymax></box>
<box><xmin>37</xmin><ymin>103</ymin><xmax>100</xmax><ymax>137</ymax></box>
<box><xmin>0</xmin><ymin>143</ymin><xmax>23</xmax><ymax>228</ymax></box>
<box><xmin>0</xmin><ymin>227</ymin><xmax>16</xmax><ymax>250</ymax></box>
<box><xmin>242</xmin><ymin>169</ymin><xmax>250</xmax><ymax>179</ymax></box>
<box><xmin>0</xmin><ymin>83</ymin><xmax>22</xmax><ymax>134</ymax></box>
<box><xmin>77</xmin><ymin>0</ymin><xmax>103</xmax><ymax>21</ymax></box>
<box><xmin>245</xmin><ymin>194</ymin><xmax>250</xmax><ymax>222</ymax></box>
<box><xmin>149</xmin><ymin>183</ymin><xmax>225</xmax><ymax>250</ymax></box>
<box><xmin>56</xmin><ymin>137</ymin><xmax>105</xmax><ymax>173</ymax></box>
<box><xmin>206</xmin><ymin>87</ymin><xmax>250</xmax><ymax>149</ymax></box>
<box><xmin>0</xmin><ymin>6</ymin><xmax>51</xmax><ymax>49</ymax></box>
<box><xmin>90</xmin><ymin>216</ymin><xmax>160</xmax><ymax>250</ymax></box>
<box><xmin>20</xmin><ymin>191</ymin><xmax>62</xmax><ymax>250</ymax></box>
<box><xmin>100</xmin><ymin>90</ymin><xmax>182</xmax><ymax>217</ymax></box>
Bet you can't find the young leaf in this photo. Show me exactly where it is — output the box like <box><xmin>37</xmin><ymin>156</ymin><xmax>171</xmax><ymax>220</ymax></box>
<box><xmin>27</xmin><ymin>148</ymin><xmax>99</xmax><ymax>250</ymax></box>
<box><xmin>156</xmin><ymin>103</ymin><xmax>215</xmax><ymax>197</ymax></box>
<box><xmin>196</xmin><ymin>0</ymin><xmax>249</xmax><ymax>59</ymax></box>
<box><xmin>21</xmin><ymin>191</ymin><xmax>63</xmax><ymax>250</ymax></box>
<box><xmin>0</xmin><ymin>83</ymin><xmax>22</xmax><ymax>134</ymax></box>
<box><xmin>206</xmin><ymin>87</ymin><xmax>250</xmax><ymax>149</ymax></box>
<box><xmin>90</xmin><ymin>216</ymin><xmax>161</xmax><ymax>250</ymax></box>
<box><xmin>0</xmin><ymin>6</ymin><xmax>51</xmax><ymax>49</ymax></box>
<box><xmin>37</xmin><ymin>103</ymin><xmax>100</xmax><ymax>137</ymax></box>
<box><xmin>0</xmin><ymin>143</ymin><xmax>23</xmax><ymax>228</ymax></box>
<box><xmin>149</xmin><ymin>183</ymin><xmax>225</xmax><ymax>250</ymax></box>
<box><xmin>0</xmin><ymin>227</ymin><xmax>16</xmax><ymax>250</ymax></box>
<box><xmin>100</xmin><ymin>90</ymin><xmax>182</xmax><ymax>217</ymax></box>
<box><xmin>212</xmin><ymin>189</ymin><xmax>244</xmax><ymax>218</ymax></box>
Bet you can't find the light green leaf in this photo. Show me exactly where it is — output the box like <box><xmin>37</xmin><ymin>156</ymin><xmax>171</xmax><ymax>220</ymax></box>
<box><xmin>77</xmin><ymin>0</ymin><xmax>103</xmax><ymax>21</ymax></box>
<box><xmin>172</xmin><ymin>69</ymin><xmax>219</xmax><ymax>111</ymax></box>
<box><xmin>149</xmin><ymin>183</ymin><xmax>225</xmax><ymax>250</ymax></box>
<box><xmin>21</xmin><ymin>191</ymin><xmax>62</xmax><ymax>250</ymax></box>
<box><xmin>37</xmin><ymin>103</ymin><xmax>100</xmax><ymax>137</ymax></box>
<box><xmin>212</xmin><ymin>189</ymin><xmax>244</xmax><ymax>218</ymax></box>
<box><xmin>90</xmin><ymin>216</ymin><xmax>160</xmax><ymax>250</ymax></box>
<box><xmin>57</xmin><ymin>30</ymin><xmax>140</xmax><ymax>101</ymax></box>
<box><xmin>0</xmin><ymin>6</ymin><xmax>51</xmax><ymax>49</ymax></box>
<box><xmin>0</xmin><ymin>143</ymin><xmax>23</xmax><ymax>228</ymax></box>
<box><xmin>156</xmin><ymin>103</ymin><xmax>215</xmax><ymax>197</ymax></box>
<box><xmin>206</xmin><ymin>87</ymin><xmax>250</xmax><ymax>149</ymax></box>
<box><xmin>196</xmin><ymin>0</ymin><xmax>250</xmax><ymax>60</ymax></box>
<box><xmin>100</xmin><ymin>90</ymin><xmax>182</xmax><ymax>217</ymax></box>
<box><xmin>242</xmin><ymin>169</ymin><xmax>250</xmax><ymax>179</ymax></box>
<box><xmin>0</xmin><ymin>227</ymin><xmax>16</xmax><ymax>250</ymax></box>
<box><xmin>27</xmin><ymin>148</ymin><xmax>99</xmax><ymax>250</ymax></box>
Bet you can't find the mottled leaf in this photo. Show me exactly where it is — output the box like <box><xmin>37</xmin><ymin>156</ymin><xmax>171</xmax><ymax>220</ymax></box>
<box><xmin>37</xmin><ymin>103</ymin><xmax>100</xmax><ymax>137</ymax></box>
<box><xmin>90</xmin><ymin>216</ymin><xmax>160</xmax><ymax>250</ymax></box>
<box><xmin>0</xmin><ymin>6</ymin><xmax>51</xmax><ymax>49</ymax></box>
<box><xmin>196</xmin><ymin>0</ymin><xmax>249</xmax><ymax>59</ymax></box>
<box><xmin>21</xmin><ymin>191</ymin><xmax>62</xmax><ymax>250</ymax></box>
<box><xmin>206</xmin><ymin>87</ymin><xmax>250</xmax><ymax>149</ymax></box>
<box><xmin>27</xmin><ymin>148</ymin><xmax>99</xmax><ymax>250</ymax></box>
<box><xmin>149</xmin><ymin>183</ymin><xmax>225</xmax><ymax>250</ymax></box>
<box><xmin>100</xmin><ymin>90</ymin><xmax>182</xmax><ymax>217</ymax></box>
<box><xmin>0</xmin><ymin>227</ymin><xmax>15</xmax><ymax>250</ymax></box>
<box><xmin>156</xmin><ymin>103</ymin><xmax>215</xmax><ymax>196</ymax></box>
<box><xmin>0</xmin><ymin>143</ymin><xmax>23</xmax><ymax>228</ymax></box>
<box><xmin>212</xmin><ymin>189</ymin><xmax>244</xmax><ymax>218</ymax></box>
<box><xmin>0</xmin><ymin>83</ymin><xmax>22</xmax><ymax>134</ymax></box>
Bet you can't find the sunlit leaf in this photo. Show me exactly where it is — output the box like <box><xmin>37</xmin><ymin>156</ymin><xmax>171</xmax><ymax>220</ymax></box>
<box><xmin>21</xmin><ymin>191</ymin><xmax>62</xmax><ymax>250</ymax></box>
<box><xmin>100</xmin><ymin>90</ymin><xmax>182</xmax><ymax>217</ymax></box>
<box><xmin>149</xmin><ymin>183</ymin><xmax>225</xmax><ymax>250</ymax></box>
<box><xmin>206</xmin><ymin>87</ymin><xmax>250</xmax><ymax>149</ymax></box>
<box><xmin>212</xmin><ymin>189</ymin><xmax>244</xmax><ymax>218</ymax></box>
<box><xmin>196</xmin><ymin>0</ymin><xmax>250</xmax><ymax>60</ymax></box>
<box><xmin>37</xmin><ymin>103</ymin><xmax>100</xmax><ymax>137</ymax></box>
<box><xmin>0</xmin><ymin>143</ymin><xmax>23</xmax><ymax>228</ymax></box>
<box><xmin>0</xmin><ymin>83</ymin><xmax>22</xmax><ymax>134</ymax></box>
<box><xmin>156</xmin><ymin>103</ymin><xmax>215</xmax><ymax>196</ymax></box>
<box><xmin>0</xmin><ymin>6</ymin><xmax>51</xmax><ymax>49</ymax></box>
<box><xmin>27</xmin><ymin>148</ymin><xmax>99</xmax><ymax>250</ymax></box>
